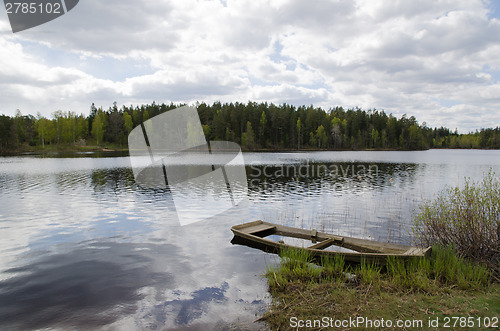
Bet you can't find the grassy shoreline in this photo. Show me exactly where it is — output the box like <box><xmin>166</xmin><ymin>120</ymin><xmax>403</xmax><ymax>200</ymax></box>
<box><xmin>262</xmin><ymin>246</ymin><xmax>499</xmax><ymax>330</ymax></box>
<box><xmin>4</xmin><ymin>144</ymin><xmax>498</xmax><ymax>156</ymax></box>
<box><xmin>0</xmin><ymin>143</ymin><xmax>411</xmax><ymax>155</ymax></box>
<box><xmin>4</xmin><ymin>141</ymin><xmax>500</xmax><ymax>156</ymax></box>
<box><xmin>0</xmin><ymin>143</ymin><xmax>129</xmax><ymax>156</ymax></box>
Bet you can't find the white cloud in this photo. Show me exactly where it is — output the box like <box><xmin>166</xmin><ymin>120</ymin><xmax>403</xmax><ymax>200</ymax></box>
<box><xmin>0</xmin><ymin>0</ymin><xmax>499</xmax><ymax>131</ymax></box>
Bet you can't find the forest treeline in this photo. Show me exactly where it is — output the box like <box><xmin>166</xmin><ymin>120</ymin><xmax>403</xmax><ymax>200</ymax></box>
<box><xmin>1</xmin><ymin>101</ymin><xmax>499</xmax><ymax>153</ymax></box>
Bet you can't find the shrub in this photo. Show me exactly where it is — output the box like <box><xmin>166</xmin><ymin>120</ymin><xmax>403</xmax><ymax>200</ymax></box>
<box><xmin>412</xmin><ymin>170</ymin><xmax>499</xmax><ymax>273</ymax></box>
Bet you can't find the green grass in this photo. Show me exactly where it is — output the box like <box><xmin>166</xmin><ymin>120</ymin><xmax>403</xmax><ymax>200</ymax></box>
<box><xmin>268</xmin><ymin>245</ymin><xmax>491</xmax><ymax>293</ymax></box>
<box><xmin>5</xmin><ymin>142</ymin><xmax>129</xmax><ymax>154</ymax></box>
<box><xmin>262</xmin><ymin>246</ymin><xmax>497</xmax><ymax>330</ymax></box>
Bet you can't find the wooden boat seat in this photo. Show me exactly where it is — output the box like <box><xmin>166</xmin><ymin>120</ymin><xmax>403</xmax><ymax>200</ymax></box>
<box><xmin>241</xmin><ymin>223</ymin><xmax>276</xmax><ymax>234</ymax></box>
<box><xmin>309</xmin><ymin>238</ymin><xmax>335</xmax><ymax>250</ymax></box>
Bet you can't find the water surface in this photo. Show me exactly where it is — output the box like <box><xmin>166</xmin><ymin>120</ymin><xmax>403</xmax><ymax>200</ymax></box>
<box><xmin>0</xmin><ymin>150</ymin><xmax>498</xmax><ymax>330</ymax></box>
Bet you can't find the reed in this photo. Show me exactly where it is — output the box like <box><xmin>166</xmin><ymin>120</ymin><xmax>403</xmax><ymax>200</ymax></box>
<box><xmin>358</xmin><ymin>259</ymin><xmax>382</xmax><ymax>288</ymax></box>
<box><xmin>266</xmin><ymin>245</ymin><xmax>491</xmax><ymax>294</ymax></box>
<box><xmin>319</xmin><ymin>254</ymin><xmax>346</xmax><ymax>281</ymax></box>
<box><xmin>430</xmin><ymin>245</ymin><xmax>490</xmax><ymax>289</ymax></box>
<box><xmin>267</xmin><ymin>247</ymin><xmax>322</xmax><ymax>286</ymax></box>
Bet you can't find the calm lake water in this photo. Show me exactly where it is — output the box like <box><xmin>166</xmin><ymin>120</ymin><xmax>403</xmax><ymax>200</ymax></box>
<box><xmin>0</xmin><ymin>150</ymin><xmax>499</xmax><ymax>330</ymax></box>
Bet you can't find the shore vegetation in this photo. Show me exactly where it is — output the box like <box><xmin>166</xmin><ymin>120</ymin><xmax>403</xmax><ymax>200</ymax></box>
<box><xmin>262</xmin><ymin>246</ymin><xmax>498</xmax><ymax>330</ymax></box>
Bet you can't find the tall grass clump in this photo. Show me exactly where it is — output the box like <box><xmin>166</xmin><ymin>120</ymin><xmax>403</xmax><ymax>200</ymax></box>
<box><xmin>267</xmin><ymin>247</ymin><xmax>322</xmax><ymax>287</ymax></box>
<box><xmin>413</xmin><ymin>169</ymin><xmax>499</xmax><ymax>274</ymax></box>
<box><xmin>266</xmin><ymin>246</ymin><xmax>490</xmax><ymax>299</ymax></box>
<box><xmin>357</xmin><ymin>259</ymin><xmax>382</xmax><ymax>288</ymax></box>
<box><xmin>320</xmin><ymin>254</ymin><xmax>346</xmax><ymax>281</ymax></box>
<box><xmin>386</xmin><ymin>246</ymin><xmax>490</xmax><ymax>291</ymax></box>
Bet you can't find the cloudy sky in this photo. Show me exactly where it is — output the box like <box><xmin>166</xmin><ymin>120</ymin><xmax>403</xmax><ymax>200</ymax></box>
<box><xmin>1</xmin><ymin>0</ymin><xmax>499</xmax><ymax>132</ymax></box>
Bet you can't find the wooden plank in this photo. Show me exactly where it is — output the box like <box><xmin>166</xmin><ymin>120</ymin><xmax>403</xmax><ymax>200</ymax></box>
<box><xmin>309</xmin><ymin>238</ymin><xmax>335</xmax><ymax>250</ymax></box>
<box><xmin>403</xmin><ymin>247</ymin><xmax>426</xmax><ymax>256</ymax></box>
<box><xmin>274</xmin><ymin>223</ymin><xmax>407</xmax><ymax>252</ymax></box>
<box><xmin>274</xmin><ymin>225</ymin><xmax>330</xmax><ymax>241</ymax></box>
<box><xmin>340</xmin><ymin>236</ymin><xmax>409</xmax><ymax>254</ymax></box>
<box><xmin>241</xmin><ymin>223</ymin><xmax>276</xmax><ymax>234</ymax></box>
<box><xmin>232</xmin><ymin>220</ymin><xmax>263</xmax><ymax>231</ymax></box>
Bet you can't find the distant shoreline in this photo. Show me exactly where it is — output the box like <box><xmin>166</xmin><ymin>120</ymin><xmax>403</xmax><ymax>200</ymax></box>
<box><xmin>2</xmin><ymin>143</ymin><xmax>498</xmax><ymax>157</ymax></box>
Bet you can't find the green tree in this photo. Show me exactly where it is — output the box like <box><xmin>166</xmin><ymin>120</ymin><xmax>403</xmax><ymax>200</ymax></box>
<box><xmin>371</xmin><ymin>128</ymin><xmax>380</xmax><ymax>148</ymax></box>
<box><xmin>35</xmin><ymin>113</ymin><xmax>48</xmax><ymax>149</ymax></box>
<box><xmin>213</xmin><ymin>109</ymin><xmax>226</xmax><ymax>140</ymax></box>
<box><xmin>202</xmin><ymin>124</ymin><xmax>211</xmax><ymax>140</ymax></box>
<box><xmin>12</xmin><ymin>110</ymin><xmax>24</xmax><ymax>145</ymax></box>
<box><xmin>91</xmin><ymin>110</ymin><xmax>107</xmax><ymax>145</ymax></box>
<box><xmin>356</xmin><ymin>129</ymin><xmax>363</xmax><ymax>148</ymax></box>
<box><xmin>309</xmin><ymin>132</ymin><xmax>317</xmax><ymax>147</ymax></box>
<box><xmin>107</xmin><ymin>109</ymin><xmax>124</xmax><ymax>143</ymax></box>
<box><xmin>296</xmin><ymin>118</ymin><xmax>302</xmax><ymax>149</ymax></box>
<box><xmin>69</xmin><ymin>112</ymin><xmax>78</xmax><ymax>143</ymax></box>
<box><xmin>60</xmin><ymin>111</ymin><xmax>75</xmax><ymax>144</ymax></box>
<box><xmin>132</xmin><ymin>108</ymin><xmax>140</xmax><ymax>125</ymax></box>
<box><xmin>42</xmin><ymin>118</ymin><xmax>57</xmax><ymax>145</ymax></box>
<box><xmin>225</xmin><ymin>127</ymin><xmax>233</xmax><ymax>141</ymax></box>
<box><xmin>259</xmin><ymin>110</ymin><xmax>267</xmax><ymax>147</ymax></box>
<box><xmin>76</xmin><ymin>115</ymin><xmax>88</xmax><ymax>142</ymax></box>
<box><xmin>380</xmin><ymin>129</ymin><xmax>387</xmax><ymax>149</ymax></box>
<box><xmin>331</xmin><ymin>117</ymin><xmax>342</xmax><ymax>148</ymax></box>
<box><xmin>0</xmin><ymin>115</ymin><xmax>13</xmax><ymax>151</ymax></box>
<box><xmin>386</xmin><ymin>116</ymin><xmax>398</xmax><ymax>148</ymax></box>
<box><xmin>123</xmin><ymin>111</ymin><xmax>133</xmax><ymax>135</ymax></box>
<box><xmin>243</xmin><ymin>121</ymin><xmax>255</xmax><ymax>149</ymax></box>
<box><xmin>316</xmin><ymin>125</ymin><xmax>327</xmax><ymax>148</ymax></box>
<box><xmin>241</xmin><ymin>132</ymin><xmax>247</xmax><ymax>147</ymax></box>
<box><xmin>53</xmin><ymin>110</ymin><xmax>64</xmax><ymax>146</ymax></box>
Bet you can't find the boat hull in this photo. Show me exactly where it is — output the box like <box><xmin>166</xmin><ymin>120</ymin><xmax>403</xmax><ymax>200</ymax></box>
<box><xmin>231</xmin><ymin>220</ymin><xmax>431</xmax><ymax>266</ymax></box>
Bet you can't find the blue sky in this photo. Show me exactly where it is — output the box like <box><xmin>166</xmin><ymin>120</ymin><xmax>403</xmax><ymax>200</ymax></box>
<box><xmin>1</xmin><ymin>0</ymin><xmax>500</xmax><ymax>132</ymax></box>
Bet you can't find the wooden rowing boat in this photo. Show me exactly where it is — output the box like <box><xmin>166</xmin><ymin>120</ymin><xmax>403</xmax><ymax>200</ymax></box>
<box><xmin>231</xmin><ymin>220</ymin><xmax>431</xmax><ymax>265</ymax></box>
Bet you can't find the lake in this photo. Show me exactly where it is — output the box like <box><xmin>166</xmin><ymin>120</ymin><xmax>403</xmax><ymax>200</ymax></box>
<box><xmin>0</xmin><ymin>150</ymin><xmax>499</xmax><ymax>330</ymax></box>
